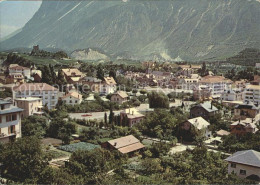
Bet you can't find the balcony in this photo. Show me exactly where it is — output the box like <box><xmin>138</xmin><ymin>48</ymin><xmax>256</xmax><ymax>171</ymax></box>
<box><xmin>0</xmin><ymin>131</ymin><xmax>18</xmax><ymax>138</ymax></box>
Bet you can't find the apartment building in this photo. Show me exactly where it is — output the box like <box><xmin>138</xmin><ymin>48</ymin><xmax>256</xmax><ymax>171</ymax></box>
<box><xmin>200</xmin><ymin>75</ymin><xmax>232</xmax><ymax>97</ymax></box>
<box><xmin>13</xmin><ymin>83</ymin><xmax>59</xmax><ymax>109</ymax></box>
<box><xmin>221</xmin><ymin>89</ymin><xmax>243</xmax><ymax>101</ymax></box>
<box><xmin>244</xmin><ymin>85</ymin><xmax>260</xmax><ymax>105</ymax></box>
<box><xmin>0</xmin><ymin>100</ymin><xmax>23</xmax><ymax>143</ymax></box>
<box><xmin>15</xmin><ymin>97</ymin><xmax>43</xmax><ymax>118</ymax></box>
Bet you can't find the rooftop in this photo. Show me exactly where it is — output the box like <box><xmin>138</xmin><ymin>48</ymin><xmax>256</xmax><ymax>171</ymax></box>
<box><xmin>104</xmin><ymin>77</ymin><xmax>116</xmax><ymax>85</ymax></box>
<box><xmin>113</xmin><ymin>91</ymin><xmax>128</xmax><ymax>98</ymax></box>
<box><xmin>187</xmin><ymin>117</ymin><xmax>210</xmax><ymax>130</ymax></box>
<box><xmin>13</xmin><ymin>83</ymin><xmax>58</xmax><ymax>92</ymax></box>
<box><xmin>15</xmin><ymin>97</ymin><xmax>42</xmax><ymax>102</ymax></box>
<box><xmin>200</xmin><ymin>75</ymin><xmax>232</xmax><ymax>83</ymax></box>
<box><xmin>192</xmin><ymin>101</ymin><xmax>218</xmax><ymax>112</ymax></box>
<box><xmin>225</xmin><ymin>150</ymin><xmax>260</xmax><ymax>168</ymax></box>
<box><xmin>107</xmin><ymin>135</ymin><xmax>145</xmax><ymax>154</ymax></box>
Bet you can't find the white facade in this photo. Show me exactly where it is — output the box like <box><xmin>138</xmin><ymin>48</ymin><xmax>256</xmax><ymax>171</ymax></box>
<box><xmin>0</xmin><ymin>101</ymin><xmax>23</xmax><ymax>143</ymax></box>
<box><xmin>221</xmin><ymin>89</ymin><xmax>243</xmax><ymax>101</ymax></box>
<box><xmin>9</xmin><ymin>67</ymin><xmax>31</xmax><ymax>79</ymax></box>
<box><xmin>227</xmin><ymin>162</ymin><xmax>260</xmax><ymax>180</ymax></box>
<box><xmin>13</xmin><ymin>83</ymin><xmax>59</xmax><ymax>109</ymax></box>
<box><xmin>244</xmin><ymin>85</ymin><xmax>260</xmax><ymax>105</ymax></box>
<box><xmin>100</xmin><ymin>84</ymin><xmax>117</xmax><ymax>95</ymax></box>
<box><xmin>61</xmin><ymin>92</ymin><xmax>83</xmax><ymax>105</ymax></box>
<box><xmin>200</xmin><ymin>82</ymin><xmax>231</xmax><ymax>97</ymax></box>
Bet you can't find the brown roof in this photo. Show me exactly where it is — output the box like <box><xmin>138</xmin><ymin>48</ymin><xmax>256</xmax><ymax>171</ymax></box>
<box><xmin>62</xmin><ymin>68</ymin><xmax>83</xmax><ymax>77</ymax></box>
<box><xmin>107</xmin><ymin>135</ymin><xmax>144</xmax><ymax>154</ymax></box>
<box><xmin>113</xmin><ymin>91</ymin><xmax>128</xmax><ymax>98</ymax></box>
<box><xmin>104</xmin><ymin>77</ymin><xmax>116</xmax><ymax>85</ymax></box>
<box><xmin>13</xmin><ymin>83</ymin><xmax>58</xmax><ymax>92</ymax></box>
<box><xmin>118</xmin><ymin>142</ymin><xmax>145</xmax><ymax>154</ymax></box>
<box><xmin>9</xmin><ymin>65</ymin><xmax>30</xmax><ymax>70</ymax></box>
<box><xmin>179</xmin><ymin>65</ymin><xmax>201</xmax><ymax>69</ymax></box>
<box><xmin>61</xmin><ymin>91</ymin><xmax>82</xmax><ymax>100</ymax></box>
<box><xmin>200</xmin><ymin>75</ymin><xmax>232</xmax><ymax>83</ymax></box>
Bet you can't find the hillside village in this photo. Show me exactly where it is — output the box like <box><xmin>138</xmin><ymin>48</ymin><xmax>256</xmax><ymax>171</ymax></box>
<box><xmin>0</xmin><ymin>47</ymin><xmax>260</xmax><ymax>184</ymax></box>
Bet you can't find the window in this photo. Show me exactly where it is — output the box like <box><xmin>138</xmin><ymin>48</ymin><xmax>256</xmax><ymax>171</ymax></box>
<box><xmin>70</xmin><ymin>100</ymin><xmax>72</xmax><ymax>103</ymax></box>
<box><xmin>12</xmin><ymin>114</ymin><xmax>17</xmax><ymax>121</ymax></box>
<box><xmin>240</xmin><ymin>170</ymin><xmax>246</xmax><ymax>175</ymax></box>
<box><xmin>231</xmin><ymin>163</ymin><xmax>236</xmax><ymax>168</ymax></box>
<box><xmin>0</xmin><ymin>116</ymin><xmax>1</xmax><ymax>123</ymax></box>
<box><xmin>6</xmin><ymin>115</ymin><xmax>12</xmax><ymax>122</ymax></box>
<box><xmin>75</xmin><ymin>100</ymin><xmax>77</xmax><ymax>103</ymax></box>
<box><xmin>1</xmin><ymin>105</ymin><xmax>4</xmax><ymax>110</ymax></box>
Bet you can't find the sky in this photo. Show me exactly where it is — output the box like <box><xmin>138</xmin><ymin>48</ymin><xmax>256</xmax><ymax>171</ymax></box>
<box><xmin>0</xmin><ymin>0</ymin><xmax>42</xmax><ymax>39</ymax></box>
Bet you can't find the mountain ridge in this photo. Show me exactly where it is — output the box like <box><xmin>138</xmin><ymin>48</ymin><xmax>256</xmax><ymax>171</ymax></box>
<box><xmin>1</xmin><ymin>0</ymin><xmax>260</xmax><ymax>61</ymax></box>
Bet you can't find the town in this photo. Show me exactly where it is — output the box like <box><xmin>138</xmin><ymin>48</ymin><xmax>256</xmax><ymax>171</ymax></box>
<box><xmin>0</xmin><ymin>46</ymin><xmax>259</xmax><ymax>184</ymax></box>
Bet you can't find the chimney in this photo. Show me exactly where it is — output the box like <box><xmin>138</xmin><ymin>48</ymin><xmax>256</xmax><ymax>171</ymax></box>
<box><xmin>252</xmin><ymin>118</ymin><xmax>254</xmax><ymax>123</ymax></box>
<box><xmin>211</xmin><ymin>101</ymin><xmax>213</xmax><ymax>109</ymax></box>
<box><xmin>239</xmin><ymin>119</ymin><xmax>240</xmax><ymax>123</ymax></box>
<box><xmin>114</xmin><ymin>142</ymin><xmax>117</xmax><ymax>146</ymax></box>
<box><xmin>132</xmin><ymin>111</ymin><xmax>134</xmax><ymax>115</ymax></box>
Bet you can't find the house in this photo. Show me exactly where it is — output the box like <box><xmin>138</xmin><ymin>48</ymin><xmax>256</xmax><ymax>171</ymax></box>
<box><xmin>81</xmin><ymin>77</ymin><xmax>102</xmax><ymax>93</ymax></box>
<box><xmin>230</xmin><ymin>118</ymin><xmax>259</xmax><ymax>136</ymax></box>
<box><xmin>244</xmin><ymin>84</ymin><xmax>260</xmax><ymax>105</ymax></box>
<box><xmin>5</xmin><ymin>73</ymin><xmax>24</xmax><ymax>84</ymax></box>
<box><xmin>177</xmin><ymin>65</ymin><xmax>201</xmax><ymax>77</ymax></box>
<box><xmin>190</xmin><ymin>101</ymin><xmax>218</xmax><ymax>120</ymax></box>
<box><xmin>193</xmin><ymin>85</ymin><xmax>212</xmax><ymax>101</ymax></box>
<box><xmin>177</xmin><ymin>78</ymin><xmax>199</xmax><ymax>90</ymax></box>
<box><xmin>100</xmin><ymin>77</ymin><xmax>117</xmax><ymax>95</ymax></box>
<box><xmin>111</xmin><ymin>91</ymin><xmax>128</xmax><ymax>104</ymax></box>
<box><xmin>120</xmin><ymin>108</ymin><xmax>145</xmax><ymax>127</ymax></box>
<box><xmin>62</xmin><ymin>68</ymin><xmax>84</xmax><ymax>84</ymax></box>
<box><xmin>181</xmin><ymin>117</ymin><xmax>212</xmax><ymax>138</ymax></box>
<box><xmin>234</xmin><ymin>103</ymin><xmax>260</xmax><ymax>120</ymax></box>
<box><xmin>15</xmin><ymin>97</ymin><xmax>44</xmax><ymax>118</ymax></box>
<box><xmin>199</xmin><ymin>75</ymin><xmax>232</xmax><ymax>97</ymax></box>
<box><xmin>61</xmin><ymin>91</ymin><xmax>83</xmax><ymax>105</ymax></box>
<box><xmin>225</xmin><ymin>150</ymin><xmax>260</xmax><ymax>181</ymax></box>
<box><xmin>221</xmin><ymin>89</ymin><xmax>243</xmax><ymax>101</ymax></box>
<box><xmin>250</xmin><ymin>75</ymin><xmax>260</xmax><ymax>85</ymax></box>
<box><xmin>13</xmin><ymin>83</ymin><xmax>59</xmax><ymax>109</ymax></box>
<box><xmin>9</xmin><ymin>65</ymin><xmax>31</xmax><ymax>79</ymax></box>
<box><xmin>101</xmin><ymin>135</ymin><xmax>145</xmax><ymax>155</ymax></box>
<box><xmin>0</xmin><ymin>100</ymin><xmax>23</xmax><ymax>143</ymax></box>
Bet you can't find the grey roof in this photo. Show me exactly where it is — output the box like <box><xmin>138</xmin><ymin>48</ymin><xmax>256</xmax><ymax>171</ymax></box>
<box><xmin>0</xmin><ymin>100</ymin><xmax>12</xmax><ymax>105</ymax></box>
<box><xmin>0</xmin><ymin>107</ymin><xmax>24</xmax><ymax>115</ymax></box>
<box><xmin>225</xmin><ymin>150</ymin><xmax>260</xmax><ymax>168</ymax></box>
<box><xmin>193</xmin><ymin>101</ymin><xmax>218</xmax><ymax>113</ymax></box>
<box><xmin>235</xmin><ymin>103</ymin><xmax>259</xmax><ymax>110</ymax></box>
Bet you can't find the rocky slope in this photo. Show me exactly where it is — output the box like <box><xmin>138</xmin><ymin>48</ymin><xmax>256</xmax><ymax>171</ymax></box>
<box><xmin>1</xmin><ymin>0</ymin><xmax>260</xmax><ymax>61</ymax></box>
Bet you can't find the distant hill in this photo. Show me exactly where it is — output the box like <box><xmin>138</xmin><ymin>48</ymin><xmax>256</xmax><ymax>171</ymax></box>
<box><xmin>226</xmin><ymin>48</ymin><xmax>260</xmax><ymax>66</ymax></box>
<box><xmin>71</xmin><ymin>48</ymin><xmax>109</xmax><ymax>61</ymax></box>
<box><xmin>1</xmin><ymin>0</ymin><xmax>260</xmax><ymax>61</ymax></box>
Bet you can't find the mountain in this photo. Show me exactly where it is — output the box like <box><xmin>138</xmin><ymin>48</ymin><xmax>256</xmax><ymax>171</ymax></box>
<box><xmin>227</xmin><ymin>48</ymin><xmax>260</xmax><ymax>66</ymax></box>
<box><xmin>71</xmin><ymin>48</ymin><xmax>109</xmax><ymax>61</ymax></box>
<box><xmin>1</xmin><ymin>0</ymin><xmax>260</xmax><ymax>61</ymax></box>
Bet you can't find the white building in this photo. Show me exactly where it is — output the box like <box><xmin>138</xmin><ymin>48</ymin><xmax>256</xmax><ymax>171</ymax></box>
<box><xmin>221</xmin><ymin>89</ymin><xmax>243</xmax><ymax>101</ymax></box>
<box><xmin>0</xmin><ymin>100</ymin><xmax>23</xmax><ymax>143</ymax></box>
<box><xmin>182</xmin><ymin>116</ymin><xmax>212</xmax><ymax>138</ymax></box>
<box><xmin>100</xmin><ymin>77</ymin><xmax>117</xmax><ymax>95</ymax></box>
<box><xmin>225</xmin><ymin>150</ymin><xmax>260</xmax><ymax>181</ymax></box>
<box><xmin>13</xmin><ymin>83</ymin><xmax>59</xmax><ymax>109</ymax></box>
<box><xmin>200</xmin><ymin>75</ymin><xmax>232</xmax><ymax>97</ymax></box>
<box><xmin>9</xmin><ymin>65</ymin><xmax>31</xmax><ymax>79</ymax></box>
<box><xmin>61</xmin><ymin>91</ymin><xmax>83</xmax><ymax>105</ymax></box>
<box><xmin>15</xmin><ymin>97</ymin><xmax>44</xmax><ymax>118</ymax></box>
<box><xmin>244</xmin><ymin>85</ymin><xmax>260</xmax><ymax>105</ymax></box>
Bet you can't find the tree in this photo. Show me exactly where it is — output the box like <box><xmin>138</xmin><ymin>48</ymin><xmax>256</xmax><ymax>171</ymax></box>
<box><xmin>22</xmin><ymin>115</ymin><xmax>48</xmax><ymax>138</ymax></box>
<box><xmin>96</xmin><ymin>65</ymin><xmax>104</xmax><ymax>80</ymax></box>
<box><xmin>109</xmin><ymin>107</ymin><xmax>114</xmax><ymax>124</ymax></box>
<box><xmin>104</xmin><ymin>112</ymin><xmax>108</xmax><ymax>127</ymax></box>
<box><xmin>137</xmin><ymin>109</ymin><xmax>177</xmax><ymax>139</ymax></box>
<box><xmin>0</xmin><ymin>137</ymin><xmax>49</xmax><ymax>182</ymax></box>
<box><xmin>148</xmin><ymin>91</ymin><xmax>169</xmax><ymax>109</ymax></box>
